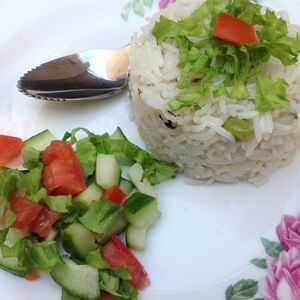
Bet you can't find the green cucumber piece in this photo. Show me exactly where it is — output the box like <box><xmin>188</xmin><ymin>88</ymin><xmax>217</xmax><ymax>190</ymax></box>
<box><xmin>62</xmin><ymin>223</ymin><xmax>98</xmax><ymax>259</ymax></box>
<box><xmin>62</xmin><ymin>289</ymin><xmax>83</xmax><ymax>300</ymax></box>
<box><xmin>126</xmin><ymin>225</ymin><xmax>146</xmax><ymax>251</ymax></box>
<box><xmin>5</xmin><ymin>228</ymin><xmax>30</xmax><ymax>245</ymax></box>
<box><xmin>119</xmin><ymin>178</ymin><xmax>134</xmax><ymax>195</ymax></box>
<box><xmin>44</xmin><ymin>228</ymin><xmax>58</xmax><ymax>242</ymax></box>
<box><xmin>127</xmin><ymin>163</ymin><xmax>156</xmax><ymax>197</ymax></box>
<box><xmin>110</xmin><ymin>127</ymin><xmax>134</xmax><ymax>166</ymax></box>
<box><xmin>24</xmin><ymin>129</ymin><xmax>55</xmax><ymax>151</ymax></box>
<box><xmin>0</xmin><ymin>248</ymin><xmax>26</xmax><ymax>276</ymax></box>
<box><xmin>51</xmin><ymin>257</ymin><xmax>100</xmax><ymax>299</ymax></box>
<box><xmin>123</xmin><ymin>192</ymin><xmax>160</xmax><ymax>229</ymax></box>
<box><xmin>96</xmin><ymin>154</ymin><xmax>121</xmax><ymax>189</ymax></box>
<box><xmin>110</xmin><ymin>127</ymin><xmax>128</xmax><ymax>140</ymax></box>
<box><xmin>73</xmin><ymin>183</ymin><xmax>103</xmax><ymax>210</ymax></box>
<box><xmin>98</xmin><ymin>215</ymin><xmax>127</xmax><ymax>245</ymax></box>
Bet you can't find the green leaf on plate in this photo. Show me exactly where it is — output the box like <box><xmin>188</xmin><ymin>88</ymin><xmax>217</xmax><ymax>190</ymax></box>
<box><xmin>261</xmin><ymin>237</ymin><xmax>283</xmax><ymax>257</ymax></box>
<box><xmin>250</xmin><ymin>258</ymin><xmax>267</xmax><ymax>269</ymax></box>
<box><xmin>121</xmin><ymin>2</ymin><xmax>131</xmax><ymax>21</ymax></box>
<box><xmin>225</xmin><ymin>279</ymin><xmax>258</xmax><ymax>300</ymax></box>
<box><xmin>143</xmin><ymin>0</ymin><xmax>154</xmax><ymax>7</ymax></box>
<box><xmin>132</xmin><ymin>0</ymin><xmax>144</xmax><ymax>16</ymax></box>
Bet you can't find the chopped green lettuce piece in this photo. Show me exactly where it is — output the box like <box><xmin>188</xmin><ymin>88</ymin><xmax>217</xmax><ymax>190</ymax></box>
<box><xmin>20</xmin><ymin>167</ymin><xmax>43</xmax><ymax>195</ymax></box>
<box><xmin>99</xmin><ymin>271</ymin><xmax>124</xmax><ymax>297</ymax></box>
<box><xmin>25</xmin><ymin>241</ymin><xmax>62</xmax><ymax>269</ymax></box>
<box><xmin>76</xmin><ymin>138</ymin><xmax>97</xmax><ymax>179</ymax></box>
<box><xmin>44</xmin><ymin>195</ymin><xmax>72</xmax><ymax>213</ymax></box>
<box><xmin>63</xmin><ymin>128</ymin><xmax>178</xmax><ymax>185</ymax></box>
<box><xmin>113</xmin><ymin>266</ymin><xmax>132</xmax><ymax>281</ymax></box>
<box><xmin>85</xmin><ymin>248</ymin><xmax>110</xmax><ymax>269</ymax></box>
<box><xmin>79</xmin><ymin>200</ymin><xmax>122</xmax><ymax>238</ymax></box>
<box><xmin>255</xmin><ymin>75</ymin><xmax>289</xmax><ymax>113</ymax></box>
<box><xmin>152</xmin><ymin>0</ymin><xmax>300</xmax><ymax>112</ymax></box>
<box><xmin>116</xmin><ymin>281</ymin><xmax>138</xmax><ymax>300</ymax></box>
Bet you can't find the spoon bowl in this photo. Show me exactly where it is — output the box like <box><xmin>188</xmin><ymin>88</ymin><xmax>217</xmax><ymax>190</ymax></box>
<box><xmin>18</xmin><ymin>45</ymin><xmax>130</xmax><ymax>101</ymax></box>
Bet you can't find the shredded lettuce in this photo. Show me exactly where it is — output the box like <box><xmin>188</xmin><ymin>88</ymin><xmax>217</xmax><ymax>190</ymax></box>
<box><xmin>85</xmin><ymin>248</ymin><xmax>110</xmax><ymax>270</ymax></box>
<box><xmin>79</xmin><ymin>200</ymin><xmax>122</xmax><ymax>238</ymax></box>
<box><xmin>99</xmin><ymin>271</ymin><xmax>123</xmax><ymax>297</ymax></box>
<box><xmin>255</xmin><ymin>75</ymin><xmax>289</xmax><ymax>113</ymax></box>
<box><xmin>44</xmin><ymin>195</ymin><xmax>72</xmax><ymax>213</ymax></box>
<box><xmin>76</xmin><ymin>138</ymin><xmax>97</xmax><ymax>179</ymax></box>
<box><xmin>64</xmin><ymin>128</ymin><xmax>178</xmax><ymax>185</ymax></box>
<box><xmin>24</xmin><ymin>241</ymin><xmax>62</xmax><ymax>269</ymax></box>
<box><xmin>152</xmin><ymin>0</ymin><xmax>300</xmax><ymax>113</ymax></box>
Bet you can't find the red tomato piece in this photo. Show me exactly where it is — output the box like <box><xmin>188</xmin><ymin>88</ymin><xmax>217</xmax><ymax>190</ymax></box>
<box><xmin>101</xmin><ymin>235</ymin><xmax>149</xmax><ymax>290</ymax></box>
<box><xmin>213</xmin><ymin>13</ymin><xmax>259</xmax><ymax>44</ymax></box>
<box><xmin>0</xmin><ymin>134</ymin><xmax>23</xmax><ymax>166</ymax></box>
<box><xmin>42</xmin><ymin>140</ymin><xmax>77</xmax><ymax>166</ymax></box>
<box><xmin>30</xmin><ymin>205</ymin><xmax>61</xmax><ymax>237</ymax></box>
<box><xmin>41</xmin><ymin>159</ymin><xmax>86</xmax><ymax>195</ymax></box>
<box><xmin>103</xmin><ymin>185</ymin><xmax>127</xmax><ymax>205</ymax></box>
<box><xmin>41</xmin><ymin>141</ymin><xmax>86</xmax><ymax>195</ymax></box>
<box><xmin>99</xmin><ymin>292</ymin><xmax>115</xmax><ymax>300</ymax></box>
<box><xmin>10</xmin><ymin>190</ymin><xmax>43</xmax><ymax>232</ymax></box>
<box><xmin>25</xmin><ymin>269</ymin><xmax>40</xmax><ymax>281</ymax></box>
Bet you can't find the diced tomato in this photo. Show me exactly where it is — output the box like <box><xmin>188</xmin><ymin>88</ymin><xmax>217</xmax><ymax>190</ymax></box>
<box><xmin>41</xmin><ymin>141</ymin><xmax>86</xmax><ymax>195</ymax></box>
<box><xmin>30</xmin><ymin>205</ymin><xmax>61</xmax><ymax>237</ymax></box>
<box><xmin>213</xmin><ymin>12</ymin><xmax>259</xmax><ymax>44</ymax></box>
<box><xmin>42</xmin><ymin>140</ymin><xmax>77</xmax><ymax>166</ymax></box>
<box><xmin>0</xmin><ymin>207</ymin><xmax>8</xmax><ymax>226</ymax></box>
<box><xmin>10</xmin><ymin>190</ymin><xmax>43</xmax><ymax>232</ymax></box>
<box><xmin>103</xmin><ymin>185</ymin><xmax>127</xmax><ymax>205</ymax></box>
<box><xmin>99</xmin><ymin>292</ymin><xmax>115</xmax><ymax>300</ymax></box>
<box><xmin>0</xmin><ymin>134</ymin><xmax>23</xmax><ymax>166</ymax></box>
<box><xmin>25</xmin><ymin>269</ymin><xmax>40</xmax><ymax>280</ymax></box>
<box><xmin>101</xmin><ymin>235</ymin><xmax>149</xmax><ymax>290</ymax></box>
<box><xmin>41</xmin><ymin>159</ymin><xmax>86</xmax><ymax>195</ymax></box>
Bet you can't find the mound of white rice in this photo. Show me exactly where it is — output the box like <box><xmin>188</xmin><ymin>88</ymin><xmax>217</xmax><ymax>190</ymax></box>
<box><xmin>129</xmin><ymin>0</ymin><xmax>300</xmax><ymax>185</ymax></box>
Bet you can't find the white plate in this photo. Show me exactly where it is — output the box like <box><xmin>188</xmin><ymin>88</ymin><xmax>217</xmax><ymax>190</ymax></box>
<box><xmin>0</xmin><ymin>1</ymin><xmax>300</xmax><ymax>299</ymax></box>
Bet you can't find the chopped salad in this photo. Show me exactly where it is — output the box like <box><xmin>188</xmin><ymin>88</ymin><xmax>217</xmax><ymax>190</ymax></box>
<box><xmin>0</xmin><ymin>128</ymin><xmax>178</xmax><ymax>300</ymax></box>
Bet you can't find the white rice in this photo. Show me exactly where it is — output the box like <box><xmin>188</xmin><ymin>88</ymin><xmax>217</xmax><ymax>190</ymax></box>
<box><xmin>129</xmin><ymin>0</ymin><xmax>300</xmax><ymax>185</ymax></box>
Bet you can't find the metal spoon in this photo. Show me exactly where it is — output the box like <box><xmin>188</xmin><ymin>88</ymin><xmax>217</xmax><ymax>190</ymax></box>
<box><xmin>18</xmin><ymin>45</ymin><xmax>130</xmax><ymax>101</ymax></box>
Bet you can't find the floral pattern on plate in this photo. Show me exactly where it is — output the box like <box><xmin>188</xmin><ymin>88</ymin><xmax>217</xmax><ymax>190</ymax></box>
<box><xmin>227</xmin><ymin>215</ymin><xmax>300</xmax><ymax>300</ymax></box>
<box><xmin>121</xmin><ymin>0</ymin><xmax>175</xmax><ymax>20</ymax></box>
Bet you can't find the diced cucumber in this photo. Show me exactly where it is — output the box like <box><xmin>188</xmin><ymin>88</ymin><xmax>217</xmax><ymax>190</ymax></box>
<box><xmin>119</xmin><ymin>178</ymin><xmax>134</xmax><ymax>195</ymax></box>
<box><xmin>51</xmin><ymin>257</ymin><xmax>100</xmax><ymax>299</ymax></box>
<box><xmin>0</xmin><ymin>248</ymin><xmax>26</xmax><ymax>277</ymax></box>
<box><xmin>110</xmin><ymin>127</ymin><xmax>134</xmax><ymax>166</ymax></box>
<box><xmin>110</xmin><ymin>127</ymin><xmax>128</xmax><ymax>141</ymax></box>
<box><xmin>73</xmin><ymin>182</ymin><xmax>103</xmax><ymax>210</ymax></box>
<box><xmin>96</xmin><ymin>154</ymin><xmax>121</xmax><ymax>189</ymax></box>
<box><xmin>127</xmin><ymin>163</ymin><xmax>156</xmax><ymax>197</ymax></box>
<box><xmin>23</xmin><ymin>129</ymin><xmax>55</xmax><ymax>151</ymax></box>
<box><xmin>62</xmin><ymin>223</ymin><xmax>98</xmax><ymax>259</ymax></box>
<box><xmin>126</xmin><ymin>225</ymin><xmax>146</xmax><ymax>251</ymax></box>
<box><xmin>123</xmin><ymin>192</ymin><xmax>160</xmax><ymax>229</ymax></box>
<box><xmin>98</xmin><ymin>215</ymin><xmax>127</xmax><ymax>245</ymax></box>
<box><xmin>113</xmin><ymin>152</ymin><xmax>134</xmax><ymax>166</ymax></box>
<box><xmin>44</xmin><ymin>228</ymin><xmax>58</xmax><ymax>242</ymax></box>
<box><xmin>5</xmin><ymin>228</ymin><xmax>30</xmax><ymax>245</ymax></box>
<box><xmin>62</xmin><ymin>289</ymin><xmax>83</xmax><ymax>300</ymax></box>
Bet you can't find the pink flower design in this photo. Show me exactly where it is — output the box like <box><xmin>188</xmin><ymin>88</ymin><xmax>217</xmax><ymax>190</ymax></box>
<box><xmin>259</xmin><ymin>248</ymin><xmax>300</xmax><ymax>300</ymax></box>
<box><xmin>277</xmin><ymin>215</ymin><xmax>300</xmax><ymax>251</ymax></box>
<box><xmin>159</xmin><ymin>0</ymin><xmax>176</xmax><ymax>9</ymax></box>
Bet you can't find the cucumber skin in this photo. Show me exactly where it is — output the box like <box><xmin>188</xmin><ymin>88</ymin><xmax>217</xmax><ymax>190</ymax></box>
<box><xmin>123</xmin><ymin>192</ymin><xmax>160</xmax><ymax>229</ymax></box>
<box><xmin>50</xmin><ymin>257</ymin><xmax>100</xmax><ymax>299</ymax></box>
<box><xmin>126</xmin><ymin>225</ymin><xmax>146</xmax><ymax>251</ymax></box>
<box><xmin>96</xmin><ymin>154</ymin><xmax>121</xmax><ymax>190</ymax></box>
<box><xmin>62</xmin><ymin>223</ymin><xmax>98</xmax><ymax>259</ymax></box>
